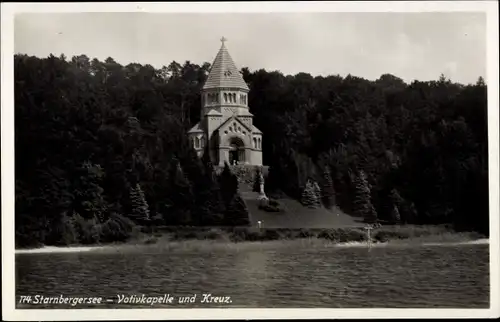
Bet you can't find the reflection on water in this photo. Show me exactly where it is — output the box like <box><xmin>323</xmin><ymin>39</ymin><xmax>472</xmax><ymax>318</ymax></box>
<box><xmin>16</xmin><ymin>243</ymin><xmax>489</xmax><ymax>308</ymax></box>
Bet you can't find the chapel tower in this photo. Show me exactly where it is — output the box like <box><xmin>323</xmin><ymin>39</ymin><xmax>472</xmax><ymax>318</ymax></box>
<box><xmin>188</xmin><ymin>38</ymin><xmax>263</xmax><ymax>166</ymax></box>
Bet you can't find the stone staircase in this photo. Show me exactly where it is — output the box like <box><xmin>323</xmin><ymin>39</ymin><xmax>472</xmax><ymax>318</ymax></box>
<box><xmin>215</xmin><ymin>165</ymin><xmax>268</xmax><ymax>226</ymax></box>
<box><xmin>215</xmin><ymin>164</ymin><xmax>268</xmax><ymax>192</ymax></box>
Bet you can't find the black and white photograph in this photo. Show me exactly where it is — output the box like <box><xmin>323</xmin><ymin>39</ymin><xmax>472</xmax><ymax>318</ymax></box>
<box><xmin>2</xmin><ymin>1</ymin><xmax>499</xmax><ymax>320</ymax></box>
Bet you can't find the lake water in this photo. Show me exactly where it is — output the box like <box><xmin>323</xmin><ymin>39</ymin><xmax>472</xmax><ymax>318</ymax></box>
<box><xmin>15</xmin><ymin>242</ymin><xmax>490</xmax><ymax>308</ymax></box>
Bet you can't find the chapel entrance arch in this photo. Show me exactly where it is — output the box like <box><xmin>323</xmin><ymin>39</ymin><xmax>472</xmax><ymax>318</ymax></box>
<box><xmin>229</xmin><ymin>137</ymin><xmax>245</xmax><ymax>165</ymax></box>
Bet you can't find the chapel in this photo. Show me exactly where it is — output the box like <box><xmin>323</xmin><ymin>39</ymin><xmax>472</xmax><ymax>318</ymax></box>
<box><xmin>188</xmin><ymin>38</ymin><xmax>263</xmax><ymax>166</ymax></box>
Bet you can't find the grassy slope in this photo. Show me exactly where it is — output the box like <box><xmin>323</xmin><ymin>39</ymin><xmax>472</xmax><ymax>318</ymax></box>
<box><xmin>244</xmin><ymin>197</ymin><xmax>358</xmax><ymax>228</ymax></box>
<box><xmin>239</xmin><ymin>178</ymin><xmax>358</xmax><ymax>228</ymax></box>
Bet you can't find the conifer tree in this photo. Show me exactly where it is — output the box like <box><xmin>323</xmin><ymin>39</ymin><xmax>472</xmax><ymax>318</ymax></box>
<box><xmin>167</xmin><ymin>158</ymin><xmax>194</xmax><ymax>225</ymax></box>
<box><xmin>321</xmin><ymin>166</ymin><xmax>336</xmax><ymax>209</ymax></box>
<box><xmin>353</xmin><ymin>170</ymin><xmax>377</xmax><ymax>223</ymax></box>
<box><xmin>224</xmin><ymin>194</ymin><xmax>250</xmax><ymax>226</ymax></box>
<box><xmin>129</xmin><ymin>183</ymin><xmax>150</xmax><ymax>222</ymax></box>
<box><xmin>313</xmin><ymin>181</ymin><xmax>322</xmax><ymax>204</ymax></box>
<box><xmin>301</xmin><ymin>180</ymin><xmax>321</xmax><ymax>208</ymax></box>
<box><xmin>196</xmin><ymin>147</ymin><xmax>225</xmax><ymax>225</ymax></box>
<box><xmin>73</xmin><ymin>162</ymin><xmax>108</xmax><ymax>223</ymax></box>
<box><xmin>217</xmin><ymin>162</ymin><xmax>250</xmax><ymax>226</ymax></box>
<box><xmin>389</xmin><ymin>189</ymin><xmax>404</xmax><ymax>209</ymax></box>
<box><xmin>391</xmin><ymin>204</ymin><xmax>401</xmax><ymax>223</ymax></box>
<box><xmin>218</xmin><ymin>162</ymin><xmax>238</xmax><ymax>205</ymax></box>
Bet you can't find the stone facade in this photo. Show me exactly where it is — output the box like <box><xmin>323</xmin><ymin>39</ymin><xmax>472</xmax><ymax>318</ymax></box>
<box><xmin>188</xmin><ymin>38</ymin><xmax>263</xmax><ymax>166</ymax></box>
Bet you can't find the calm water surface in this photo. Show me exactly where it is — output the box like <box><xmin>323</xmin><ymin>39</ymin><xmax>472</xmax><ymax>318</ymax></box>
<box><xmin>16</xmin><ymin>242</ymin><xmax>489</xmax><ymax>308</ymax></box>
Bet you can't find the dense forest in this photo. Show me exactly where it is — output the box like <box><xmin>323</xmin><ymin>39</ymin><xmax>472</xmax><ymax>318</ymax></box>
<box><xmin>14</xmin><ymin>53</ymin><xmax>489</xmax><ymax>247</ymax></box>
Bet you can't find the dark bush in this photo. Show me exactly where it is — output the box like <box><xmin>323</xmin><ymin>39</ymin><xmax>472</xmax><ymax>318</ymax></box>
<box><xmin>258</xmin><ymin>204</ymin><xmax>284</xmax><ymax>212</ymax></box>
<box><xmin>373</xmin><ymin>230</ymin><xmax>410</xmax><ymax>242</ymax></box>
<box><xmin>258</xmin><ymin>199</ymin><xmax>285</xmax><ymax>213</ymax></box>
<box><xmin>202</xmin><ymin>228</ymin><xmax>227</xmax><ymax>240</ymax></box>
<box><xmin>298</xmin><ymin>229</ymin><xmax>316</xmax><ymax>238</ymax></box>
<box><xmin>261</xmin><ymin>229</ymin><xmax>282</xmax><ymax>240</ymax></box>
<box><xmin>268</xmin><ymin>199</ymin><xmax>280</xmax><ymax>207</ymax></box>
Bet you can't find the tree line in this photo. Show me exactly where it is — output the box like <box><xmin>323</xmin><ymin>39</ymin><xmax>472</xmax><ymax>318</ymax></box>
<box><xmin>14</xmin><ymin>53</ymin><xmax>488</xmax><ymax>246</ymax></box>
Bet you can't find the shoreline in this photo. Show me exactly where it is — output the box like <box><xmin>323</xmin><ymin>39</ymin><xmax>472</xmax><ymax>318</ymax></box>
<box><xmin>15</xmin><ymin>238</ymin><xmax>490</xmax><ymax>255</ymax></box>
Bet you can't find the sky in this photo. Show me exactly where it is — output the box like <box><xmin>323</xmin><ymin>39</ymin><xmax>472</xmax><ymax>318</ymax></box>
<box><xmin>14</xmin><ymin>12</ymin><xmax>486</xmax><ymax>84</ymax></box>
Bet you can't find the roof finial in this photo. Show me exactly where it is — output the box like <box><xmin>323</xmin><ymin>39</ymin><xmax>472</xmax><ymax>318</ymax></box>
<box><xmin>220</xmin><ymin>36</ymin><xmax>227</xmax><ymax>45</ymax></box>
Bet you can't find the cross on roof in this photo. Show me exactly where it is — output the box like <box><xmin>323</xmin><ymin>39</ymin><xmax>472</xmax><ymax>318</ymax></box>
<box><xmin>220</xmin><ymin>36</ymin><xmax>227</xmax><ymax>45</ymax></box>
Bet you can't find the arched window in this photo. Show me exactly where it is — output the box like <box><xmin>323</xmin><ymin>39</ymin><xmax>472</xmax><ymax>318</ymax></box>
<box><xmin>195</xmin><ymin>137</ymin><xmax>200</xmax><ymax>149</ymax></box>
<box><xmin>224</xmin><ymin>93</ymin><xmax>228</xmax><ymax>102</ymax></box>
<box><xmin>201</xmin><ymin>137</ymin><xmax>205</xmax><ymax>148</ymax></box>
<box><xmin>253</xmin><ymin>137</ymin><xmax>257</xmax><ymax>148</ymax></box>
<box><xmin>238</xmin><ymin>127</ymin><xmax>241</xmax><ymax>132</ymax></box>
<box><xmin>258</xmin><ymin>138</ymin><xmax>261</xmax><ymax>149</ymax></box>
<box><xmin>229</xmin><ymin>126</ymin><xmax>233</xmax><ymax>132</ymax></box>
<box><xmin>232</xmin><ymin>93</ymin><xmax>236</xmax><ymax>103</ymax></box>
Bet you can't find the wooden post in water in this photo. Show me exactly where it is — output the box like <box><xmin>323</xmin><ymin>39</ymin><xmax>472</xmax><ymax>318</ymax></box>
<box><xmin>364</xmin><ymin>225</ymin><xmax>373</xmax><ymax>250</ymax></box>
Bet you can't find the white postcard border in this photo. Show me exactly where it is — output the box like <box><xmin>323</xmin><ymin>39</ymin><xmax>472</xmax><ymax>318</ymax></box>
<box><xmin>2</xmin><ymin>1</ymin><xmax>499</xmax><ymax>320</ymax></box>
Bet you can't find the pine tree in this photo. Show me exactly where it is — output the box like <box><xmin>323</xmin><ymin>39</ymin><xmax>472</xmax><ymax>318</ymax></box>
<box><xmin>224</xmin><ymin>194</ymin><xmax>250</xmax><ymax>226</ymax></box>
<box><xmin>389</xmin><ymin>188</ymin><xmax>415</xmax><ymax>224</ymax></box>
<box><xmin>389</xmin><ymin>189</ymin><xmax>404</xmax><ymax>208</ymax></box>
<box><xmin>73</xmin><ymin>162</ymin><xmax>108</xmax><ymax>223</ymax></box>
<box><xmin>56</xmin><ymin>212</ymin><xmax>79</xmax><ymax>245</ymax></box>
<box><xmin>217</xmin><ymin>163</ymin><xmax>250</xmax><ymax>226</ymax></box>
<box><xmin>218</xmin><ymin>162</ymin><xmax>238</xmax><ymax>205</ymax></box>
<box><xmin>129</xmin><ymin>183</ymin><xmax>150</xmax><ymax>222</ymax></box>
<box><xmin>390</xmin><ymin>204</ymin><xmax>401</xmax><ymax>223</ymax></box>
<box><xmin>402</xmin><ymin>201</ymin><xmax>418</xmax><ymax>224</ymax></box>
<box><xmin>321</xmin><ymin>166</ymin><xmax>336</xmax><ymax>209</ymax></box>
<box><xmin>313</xmin><ymin>181</ymin><xmax>322</xmax><ymax>205</ymax></box>
<box><xmin>353</xmin><ymin>170</ymin><xmax>377</xmax><ymax>223</ymax></box>
<box><xmin>301</xmin><ymin>180</ymin><xmax>321</xmax><ymax>208</ymax></box>
<box><xmin>168</xmin><ymin>159</ymin><xmax>194</xmax><ymax>225</ymax></box>
<box><xmin>197</xmin><ymin>153</ymin><xmax>225</xmax><ymax>226</ymax></box>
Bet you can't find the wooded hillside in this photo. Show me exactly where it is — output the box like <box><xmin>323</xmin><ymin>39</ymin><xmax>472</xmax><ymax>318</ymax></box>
<box><xmin>14</xmin><ymin>54</ymin><xmax>489</xmax><ymax>246</ymax></box>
